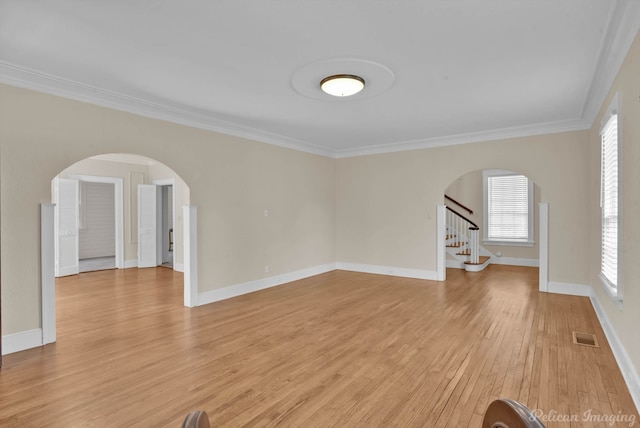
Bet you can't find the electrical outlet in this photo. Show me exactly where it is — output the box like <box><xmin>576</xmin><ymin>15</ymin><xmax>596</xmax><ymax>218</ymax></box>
<box><xmin>264</xmin><ymin>265</ymin><xmax>269</xmax><ymax>273</ymax></box>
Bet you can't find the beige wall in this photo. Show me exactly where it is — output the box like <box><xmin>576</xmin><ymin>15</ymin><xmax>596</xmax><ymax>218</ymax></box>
<box><xmin>0</xmin><ymin>84</ymin><xmax>336</xmax><ymax>335</ymax></box>
<box><xmin>445</xmin><ymin>169</ymin><xmax>540</xmax><ymax>260</ymax></box>
<box><xmin>588</xmin><ymin>33</ymin><xmax>640</xmax><ymax>375</ymax></box>
<box><xmin>336</xmin><ymin>130</ymin><xmax>590</xmax><ymax>279</ymax></box>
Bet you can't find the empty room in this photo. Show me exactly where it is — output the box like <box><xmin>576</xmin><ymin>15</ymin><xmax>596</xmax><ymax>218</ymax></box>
<box><xmin>1</xmin><ymin>1</ymin><xmax>639</xmax><ymax>427</ymax></box>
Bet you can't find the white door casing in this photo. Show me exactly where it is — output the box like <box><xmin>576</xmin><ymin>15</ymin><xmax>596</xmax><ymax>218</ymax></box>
<box><xmin>54</xmin><ymin>178</ymin><xmax>80</xmax><ymax>277</ymax></box>
<box><xmin>68</xmin><ymin>174</ymin><xmax>124</xmax><ymax>269</ymax></box>
<box><xmin>152</xmin><ymin>178</ymin><xmax>176</xmax><ymax>268</ymax></box>
<box><xmin>138</xmin><ymin>184</ymin><xmax>161</xmax><ymax>268</ymax></box>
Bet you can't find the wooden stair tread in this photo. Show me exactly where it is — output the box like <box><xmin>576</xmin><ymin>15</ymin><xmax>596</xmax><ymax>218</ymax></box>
<box><xmin>456</xmin><ymin>250</ymin><xmax>471</xmax><ymax>255</ymax></box>
<box><xmin>446</xmin><ymin>243</ymin><xmax>466</xmax><ymax>248</ymax></box>
<box><xmin>464</xmin><ymin>256</ymin><xmax>490</xmax><ymax>265</ymax></box>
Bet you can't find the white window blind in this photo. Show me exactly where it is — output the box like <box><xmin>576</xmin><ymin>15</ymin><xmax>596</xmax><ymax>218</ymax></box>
<box><xmin>487</xmin><ymin>174</ymin><xmax>529</xmax><ymax>241</ymax></box>
<box><xmin>600</xmin><ymin>113</ymin><xmax>618</xmax><ymax>289</ymax></box>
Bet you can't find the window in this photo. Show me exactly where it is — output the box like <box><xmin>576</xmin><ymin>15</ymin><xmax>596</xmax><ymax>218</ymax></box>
<box><xmin>483</xmin><ymin>170</ymin><xmax>534</xmax><ymax>245</ymax></box>
<box><xmin>600</xmin><ymin>94</ymin><xmax>621</xmax><ymax>300</ymax></box>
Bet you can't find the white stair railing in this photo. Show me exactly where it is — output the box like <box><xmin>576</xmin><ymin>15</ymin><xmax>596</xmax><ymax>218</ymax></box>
<box><xmin>446</xmin><ymin>206</ymin><xmax>481</xmax><ymax>264</ymax></box>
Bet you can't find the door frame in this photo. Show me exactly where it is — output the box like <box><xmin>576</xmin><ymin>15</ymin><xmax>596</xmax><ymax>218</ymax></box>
<box><xmin>68</xmin><ymin>174</ymin><xmax>124</xmax><ymax>269</ymax></box>
<box><xmin>152</xmin><ymin>178</ymin><xmax>177</xmax><ymax>270</ymax></box>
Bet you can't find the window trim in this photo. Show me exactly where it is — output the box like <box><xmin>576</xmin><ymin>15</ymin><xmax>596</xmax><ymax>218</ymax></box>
<box><xmin>599</xmin><ymin>93</ymin><xmax>623</xmax><ymax>302</ymax></box>
<box><xmin>482</xmin><ymin>169</ymin><xmax>535</xmax><ymax>247</ymax></box>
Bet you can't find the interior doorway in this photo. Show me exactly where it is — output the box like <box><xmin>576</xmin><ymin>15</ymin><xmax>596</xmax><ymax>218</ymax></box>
<box><xmin>43</xmin><ymin>153</ymin><xmax>198</xmax><ymax>345</ymax></box>
<box><xmin>77</xmin><ymin>180</ymin><xmax>117</xmax><ymax>273</ymax></box>
<box><xmin>53</xmin><ymin>174</ymin><xmax>124</xmax><ymax>276</ymax></box>
<box><xmin>153</xmin><ymin>179</ymin><xmax>176</xmax><ymax>270</ymax></box>
<box><xmin>439</xmin><ymin>168</ymin><xmax>548</xmax><ymax>290</ymax></box>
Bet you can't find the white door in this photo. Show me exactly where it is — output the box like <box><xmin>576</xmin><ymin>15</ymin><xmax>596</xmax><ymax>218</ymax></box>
<box><xmin>138</xmin><ymin>184</ymin><xmax>161</xmax><ymax>268</ymax></box>
<box><xmin>54</xmin><ymin>178</ymin><xmax>80</xmax><ymax>277</ymax></box>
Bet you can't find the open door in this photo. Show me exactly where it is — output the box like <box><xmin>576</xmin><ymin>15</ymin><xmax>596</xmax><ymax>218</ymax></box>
<box><xmin>54</xmin><ymin>178</ymin><xmax>80</xmax><ymax>277</ymax></box>
<box><xmin>138</xmin><ymin>184</ymin><xmax>162</xmax><ymax>268</ymax></box>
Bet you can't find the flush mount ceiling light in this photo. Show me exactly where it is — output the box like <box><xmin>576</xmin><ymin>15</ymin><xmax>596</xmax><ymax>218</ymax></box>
<box><xmin>320</xmin><ymin>74</ymin><xmax>365</xmax><ymax>97</ymax></box>
<box><xmin>291</xmin><ymin>58</ymin><xmax>394</xmax><ymax>101</ymax></box>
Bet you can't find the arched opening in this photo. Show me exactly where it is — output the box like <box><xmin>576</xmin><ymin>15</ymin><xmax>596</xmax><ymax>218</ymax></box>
<box><xmin>441</xmin><ymin>168</ymin><xmax>546</xmax><ymax>285</ymax></box>
<box><xmin>41</xmin><ymin>153</ymin><xmax>197</xmax><ymax>345</ymax></box>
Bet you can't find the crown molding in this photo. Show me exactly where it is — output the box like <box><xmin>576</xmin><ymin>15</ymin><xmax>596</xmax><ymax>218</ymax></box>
<box><xmin>0</xmin><ymin>63</ymin><xmax>591</xmax><ymax>160</ymax></box>
<box><xmin>0</xmin><ymin>61</ymin><xmax>334</xmax><ymax>158</ymax></box>
<box><xmin>333</xmin><ymin>118</ymin><xmax>591</xmax><ymax>158</ymax></box>
<box><xmin>580</xmin><ymin>0</ymin><xmax>640</xmax><ymax>124</ymax></box>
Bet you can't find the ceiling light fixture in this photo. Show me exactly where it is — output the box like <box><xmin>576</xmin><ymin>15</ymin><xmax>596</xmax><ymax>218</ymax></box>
<box><xmin>320</xmin><ymin>74</ymin><xmax>365</xmax><ymax>97</ymax></box>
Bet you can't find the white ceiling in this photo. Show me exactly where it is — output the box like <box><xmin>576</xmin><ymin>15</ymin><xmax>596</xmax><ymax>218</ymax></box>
<box><xmin>1</xmin><ymin>1</ymin><xmax>639</xmax><ymax>157</ymax></box>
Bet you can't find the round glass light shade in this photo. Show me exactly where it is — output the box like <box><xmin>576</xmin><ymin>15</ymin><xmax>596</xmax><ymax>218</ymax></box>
<box><xmin>320</xmin><ymin>74</ymin><xmax>365</xmax><ymax>97</ymax></box>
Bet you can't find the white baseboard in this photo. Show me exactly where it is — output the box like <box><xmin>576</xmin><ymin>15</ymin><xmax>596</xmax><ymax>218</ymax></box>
<box><xmin>546</xmin><ymin>281</ymin><xmax>639</xmax><ymax>412</ymax></box>
<box><xmin>447</xmin><ymin>258</ymin><xmax>539</xmax><ymax>269</ymax></box>
<box><xmin>547</xmin><ymin>281</ymin><xmax>592</xmax><ymax>297</ymax></box>
<box><xmin>335</xmin><ymin>262</ymin><xmax>439</xmax><ymax>281</ymax></box>
<box><xmin>124</xmin><ymin>259</ymin><xmax>138</xmax><ymax>268</ymax></box>
<box><xmin>2</xmin><ymin>329</ymin><xmax>43</xmax><ymax>355</ymax></box>
<box><xmin>590</xmin><ymin>293</ymin><xmax>640</xmax><ymax>413</ymax></box>
<box><xmin>198</xmin><ymin>263</ymin><xmax>337</xmax><ymax>305</ymax></box>
<box><xmin>491</xmin><ymin>257</ymin><xmax>539</xmax><ymax>267</ymax></box>
<box><xmin>198</xmin><ymin>262</ymin><xmax>439</xmax><ymax>307</ymax></box>
<box><xmin>446</xmin><ymin>259</ymin><xmax>465</xmax><ymax>269</ymax></box>
<box><xmin>124</xmin><ymin>259</ymin><xmax>183</xmax><ymax>271</ymax></box>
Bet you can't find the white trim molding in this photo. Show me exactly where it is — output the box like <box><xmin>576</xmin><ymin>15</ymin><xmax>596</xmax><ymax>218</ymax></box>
<box><xmin>446</xmin><ymin>259</ymin><xmax>465</xmax><ymax>270</ymax></box>
<box><xmin>0</xmin><ymin>62</ymin><xmax>333</xmax><ymax>158</ymax></box>
<box><xmin>539</xmin><ymin>203</ymin><xmax>549</xmax><ymax>292</ymax></box>
<box><xmin>2</xmin><ymin>329</ymin><xmax>43</xmax><ymax>355</ymax></box>
<box><xmin>490</xmin><ymin>257</ymin><xmax>539</xmax><ymax>267</ymax></box>
<box><xmin>41</xmin><ymin>204</ymin><xmax>56</xmax><ymax>345</ymax></box>
<box><xmin>335</xmin><ymin>262</ymin><xmax>439</xmax><ymax>281</ymax></box>
<box><xmin>547</xmin><ymin>281</ymin><xmax>592</xmax><ymax>297</ymax></box>
<box><xmin>546</xmin><ymin>281</ymin><xmax>640</xmax><ymax>411</ymax></box>
<box><xmin>124</xmin><ymin>259</ymin><xmax>139</xmax><ymax>268</ymax></box>
<box><xmin>198</xmin><ymin>263</ymin><xmax>337</xmax><ymax>306</ymax></box>
<box><xmin>436</xmin><ymin>205</ymin><xmax>446</xmax><ymax>281</ymax></box>
<box><xmin>67</xmin><ymin>174</ymin><xmax>125</xmax><ymax>269</ymax></box>
<box><xmin>590</xmin><ymin>293</ymin><xmax>640</xmax><ymax>413</ymax></box>
<box><xmin>183</xmin><ymin>205</ymin><xmax>198</xmax><ymax>308</ymax></box>
<box><xmin>581</xmin><ymin>0</ymin><xmax>640</xmax><ymax>125</ymax></box>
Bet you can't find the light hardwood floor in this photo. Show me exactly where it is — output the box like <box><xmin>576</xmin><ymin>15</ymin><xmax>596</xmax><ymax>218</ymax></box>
<box><xmin>0</xmin><ymin>266</ymin><xmax>637</xmax><ymax>427</ymax></box>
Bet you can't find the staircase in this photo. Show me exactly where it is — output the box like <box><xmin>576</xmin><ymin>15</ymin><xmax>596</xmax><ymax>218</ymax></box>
<box><xmin>445</xmin><ymin>197</ymin><xmax>492</xmax><ymax>272</ymax></box>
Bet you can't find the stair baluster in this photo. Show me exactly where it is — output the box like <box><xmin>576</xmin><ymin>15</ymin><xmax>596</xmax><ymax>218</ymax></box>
<box><xmin>446</xmin><ymin>206</ymin><xmax>484</xmax><ymax>269</ymax></box>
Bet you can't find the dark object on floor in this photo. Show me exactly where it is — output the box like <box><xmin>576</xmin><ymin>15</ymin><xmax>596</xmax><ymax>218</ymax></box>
<box><xmin>482</xmin><ymin>399</ymin><xmax>545</xmax><ymax>428</ymax></box>
<box><xmin>182</xmin><ymin>410</ymin><xmax>210</xmax><ymax>428</ymax></box>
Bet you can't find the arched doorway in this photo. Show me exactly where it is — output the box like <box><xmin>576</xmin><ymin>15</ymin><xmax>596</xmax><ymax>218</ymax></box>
<box><xmin>439</xmin><ymin>168</ymin><xmax>548</xmax><ymax>289</ymax></box>
<box><xmin>41</xmin><ymin>153</ymin><xmax>197</xmax><ymax>344</ymax></box>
